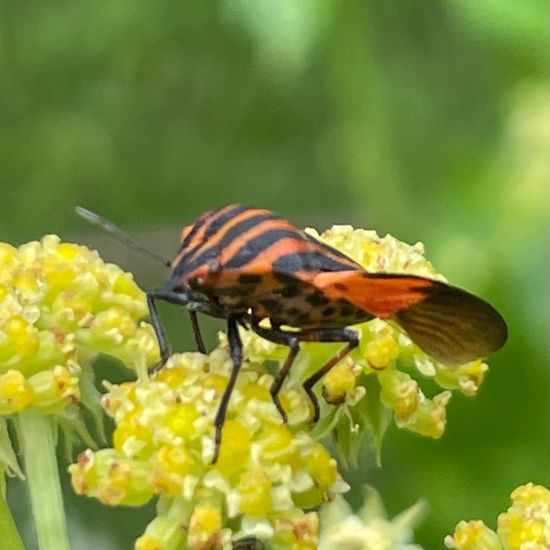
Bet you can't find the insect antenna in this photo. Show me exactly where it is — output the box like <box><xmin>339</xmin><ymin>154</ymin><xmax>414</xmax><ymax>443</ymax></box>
<box><xmin>74</xmin><ymin>206</ymin><xmax>172</xmax><ymax>268</ymax></box>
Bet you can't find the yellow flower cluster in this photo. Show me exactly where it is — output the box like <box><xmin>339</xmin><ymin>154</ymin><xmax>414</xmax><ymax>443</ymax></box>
<box><xmin>236</xmin><ymin>226</ymin><xmax>493</xmax><ymax>443</ymax></box>
<box><xmin>445</xmin><ymin>483</ymin><xmax>549</xmax><ymax>550</ymax></box>
<box><xmin>70</xmin><ymin>350</ymin><xmax>348</xmax><ymax>550</ymax></box>
<box><xmin>0</xmin><ymin>235</ymin><xmax>158</xmax><ymax>417</ymax></box>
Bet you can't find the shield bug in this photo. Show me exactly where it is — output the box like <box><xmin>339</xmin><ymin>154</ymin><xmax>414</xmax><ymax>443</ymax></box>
<box><xmin>76</xmin><ymin>204</ymin><xmax>507</xmax><ymax>462</ymax></box>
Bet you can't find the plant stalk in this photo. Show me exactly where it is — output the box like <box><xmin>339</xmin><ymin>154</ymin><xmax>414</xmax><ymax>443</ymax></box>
<box><xmin>17</xmin><ymin>410</ymin><xmax>70</xmax><ymax>550</ymax></box>
<box><xmin>0</xmin><ymin>473</ymin><xmax>26</xmax><ymax>550</ymax></box>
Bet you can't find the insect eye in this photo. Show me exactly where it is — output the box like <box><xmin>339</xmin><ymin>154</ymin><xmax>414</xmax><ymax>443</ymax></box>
<box><xmin>189</xmin><ymin>277</ymin><xmax>204</xmax><ymax>287</ymax></box>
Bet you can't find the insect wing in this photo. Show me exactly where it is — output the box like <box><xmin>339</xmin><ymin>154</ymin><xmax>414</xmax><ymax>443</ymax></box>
<box><xmin>313</xmin><ymin>271</ymin><xmax>433</xmax><ymax>316</ymax></box>
<box><xmin>314</xmin><ymin>271</ymin><xmax>507</xmax><ymax>365</ymax></box>
<box><xmin>392</xmin><ymin>280</ymin><xmax>508</xmax><ymax>365</ymax></box>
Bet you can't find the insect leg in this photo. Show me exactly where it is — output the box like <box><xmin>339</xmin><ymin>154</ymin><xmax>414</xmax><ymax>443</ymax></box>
<box><xmin>189</xmin><ymin>311</ymin><xmax>207</xmax><ymax>354</ymax></box>
<box><xmin>146</xmin><ymin>289</ymin><xmax>172</xmax><ymax>373</ymax></box>
<box><xmin>251</xmin><ymin>324</ymin><xmax>300</xmax><ymax>423</ymax></box>
<box><xmin>300</xmin><ymin>327</ymin><xmax>359</xmax><ymax>422</ymax></box>
<box><xmin>147</xmin><ymin>288</ymin><xmax>204</xmax><ymax>373</ymax></box>
<box><xmin>212</xmin><ymin>313</ymin><xmax>243</xmax><ymax>463</ymax></box>
<box><xmin>251</xmin><ymin>324</ymin><xmax>359</xmax><ymax>423</ymax></box>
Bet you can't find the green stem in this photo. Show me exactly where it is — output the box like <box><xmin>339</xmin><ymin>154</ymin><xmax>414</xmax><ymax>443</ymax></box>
<box><xmin>17</xmin><ymin>410</ymin><xmax>70</xmax><ymax>550</ymax></box>
<box><xmin>0</xmin><ymin>474</ymin><xmax>26</xmax><ymax>550</ymax></box>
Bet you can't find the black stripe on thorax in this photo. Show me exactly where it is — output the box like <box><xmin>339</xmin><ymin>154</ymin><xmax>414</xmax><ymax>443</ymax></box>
<box><xmin>179</xmin><ymin>209</ymin><xmax>216</xmax><ymax>251</ymax></box>
<box><xmin>304</xmin><ymin>233</ymin><xmax>361</xmax><ymax>267</ymax></box>
<box><xmin>202</xmin><ymin>204</ymin><xmax>251</xmax><ymax>241</ymax></box>
<box><xmin>177</xmin><ymin>204</ymin><xmax>250</xmax><ymax>263</ymax></box>
<box><xmin>224</xmin><ymin>228</ymin><xmax>303</xmax><ymax>269</ymax></box>
<box><xmin>272</xmin><ymin>251</ymin><xmax>356</xmax><ymax>273</ymax></box>
<box><xmin>171</xmin><ymin>211</ymin><xmax>280</xmax><ymax>280</ymax></box>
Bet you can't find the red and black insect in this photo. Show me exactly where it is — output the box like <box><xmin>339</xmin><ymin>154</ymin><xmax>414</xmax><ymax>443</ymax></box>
<box><xmin>77</xmin><ymin>204</ymin><xmax>507</xmax><ymax>462</ymax></box>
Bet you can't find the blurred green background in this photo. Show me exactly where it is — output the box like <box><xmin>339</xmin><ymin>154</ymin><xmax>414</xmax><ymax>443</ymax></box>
<box><xmin>2</xmin><ymin>1</ymin><xmax>548</xmax><ymax>548</ymax></box>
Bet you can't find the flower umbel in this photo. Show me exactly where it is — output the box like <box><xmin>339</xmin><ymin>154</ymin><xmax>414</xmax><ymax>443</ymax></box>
<box><xmin>445</xmin><ymin>483</ymin><xmax>550</xmax><ymax>550</ymax></box>
<box><xmin>0</xmin><ymin>235</ymin><xmax>159</xmax><ymax>550</ymax></box>
<box><xmin>70</xmin><ymin>349</ymin><xmax>348</xmax><ymax>549</ymax></box>
<box><xmin>0</xmin><ymin>235</ymin><xmax>158</xmax><ymax>422</ymax></box>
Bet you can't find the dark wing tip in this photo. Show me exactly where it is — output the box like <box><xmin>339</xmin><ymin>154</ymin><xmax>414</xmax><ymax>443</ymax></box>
<box><xmin>394</xmin><ymin>281</ymin><xmax>508</xmax><ymax>365</ymax></box>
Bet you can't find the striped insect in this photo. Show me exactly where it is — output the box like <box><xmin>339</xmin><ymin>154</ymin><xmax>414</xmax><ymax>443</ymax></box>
<box><xmin>76</xmin><ymin>204</ymin><xmax>508</xmax><ymax>462</ymax></box>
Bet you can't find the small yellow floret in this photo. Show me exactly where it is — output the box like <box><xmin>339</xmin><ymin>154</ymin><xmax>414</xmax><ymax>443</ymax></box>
<box><xmin>113</xmin><ymin>411</ymin><xmax>153</xmax><ymax>457</ymax></box>
<box><xmin>135</xmin><ymin>515</ymin><xmax>184</xmax><ymax>550</ymax></box>
<box><xmin>275</xmin><ymin>513</ymin><xmax>319</xmax><ymax>550</ymax></box>
<box><xmin>0</xmin><ymin>315</ymin><xmax>40</xmax><ymax>364</ymax></box>
<box><xmin>510</xmin><ymin>482</ymin><xmax>549</xmax><ymax>506</ymax></box>
<box><xmin>323</xmin><ymin>361</ymin><xmax>356</xmax><ymax>404</ymax></box>
<box><xmin>155</xmin><ymin>366</ymin><xmax>187</xmax><ymax>388</ymax></box>
<box><xmin>262</xmin><ymin>424</ymin><xmax>294</xmax><ymax>454</ymax></box>
<box><xmin>188</xmin><ymin>504</ymin><xmax>223</xmax><ymax>550</ymax></box>
<box><xmin>28</xmin><ymin>365</ymin><xmax>80</xmax><ymax>413</ymax></box>
<box><xmin>364</xmin><ymin>331</ymin><xmax>399</xmax><ymax>369</ymax></box>
<box><xmin>0</xmin><ymin>243</ymin><xmax>16</xmax><ymax>266</ymax></box>
<box><xmin>113</xmin><ymin>272</ymin><xmax>144</xmax><ymax>300</ymax></box>
<box><xmin>202</xmin><ymin>373</ymin><xmax>228</xmax><ymax>395</ymax></box>
<box><xmin>151</xmin><ymin>444</ymin><xmax>195</xmax><ymax>494</ymax></box>
<box><xmin>379</xmin><ymin>370</ymin><xmax>420</xmax><ymax>420</ymax></box>
<box><xmin>399</xmin><ymin>391</ymin><xmax>451</xmax><ymax>439</ymax></box>
<box><xmin>56</xmin><ymin>242</ymin><xmax>79</xmax><ymax>260</ymax></box>
<box><xmin>0</xmin><ymin>370</ymin><xmax>34</xmax><ymax>412</ymax></box>
<box><xmin>445</xmin><ymin>520</ymin><xmax>502</xmax><ymax>549</ymax></box>
<box><xmin>306</xmin><ymin>444</ymin><xmax>337</xmax><ymax>490</ymax></box>
<box><xmin>216</xmin><ymin>420</ymin><xmax>251</xmax><ymax>476</ymax></box>
<box><xmin>165</xmin><ymin>403</ymin><xmax>200</xmax><ymax>440</ymax></box>
<box><xmin>240</xmin><ymin>381</ymin><xmax>271</xmax><ymax>402</ymax></box>
<box><xmin>497</xmin><ymin>483</ymin><xmax>549</xmax><ymax>549</ymax></box>
<box><xmin>239</xmin><ymin>468</ymin><xmax>273</xmax><ymax>516</ymax></box>
<box><xmin>134</xmin><ymin>535</ymin><xmax>162</xmax><ymax>550</ymax></box>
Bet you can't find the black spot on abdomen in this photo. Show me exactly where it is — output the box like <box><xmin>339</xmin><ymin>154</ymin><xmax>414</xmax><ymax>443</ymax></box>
<box><xmin>238</xmin><ymin>273</ymin><xmax>262</xmax><ymax>284</ymax></box>
<box><xmin>306</xmin><ymin>291</ymin><xmax>330</xmax><ymax>306</ymax></box>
